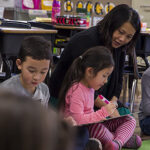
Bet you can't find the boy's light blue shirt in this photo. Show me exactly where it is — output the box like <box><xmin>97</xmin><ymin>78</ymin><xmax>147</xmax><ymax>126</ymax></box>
<box><xmin>0</xmin><ymin>74</ymin><xmax>50</xmax><ymax>108</ymax></box>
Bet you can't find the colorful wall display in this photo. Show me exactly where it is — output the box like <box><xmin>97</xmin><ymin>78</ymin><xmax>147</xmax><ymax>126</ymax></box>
<box><xmin>64</xmin><ymin>0</ymin><xmax>73</xmax><ymax>12</ymax></box>
<box><xmin>104</xmin><ymin>2</ymin><xmax>115</xmax><ymax>14</ymax></box>
<box><xmin>94</xmin><ymin>2</ymin><xmax>104</xmax><ymax>15</ymax></box>
<box><xmin>86</xmin><ymin>1</ymin><xmax>93</xmax><ymax>14</ymax></box>
<box><xmin>76</xmin><ymin>1</ymin><xmax>84</xmax><ymax>9</ymax></box>
<box><xmin>61</xmin><ymin>0</ymin><xmax>132</xmax><ymax>25</ymax></box>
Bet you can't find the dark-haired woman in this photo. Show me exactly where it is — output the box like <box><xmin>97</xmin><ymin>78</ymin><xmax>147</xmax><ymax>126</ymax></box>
<box><xmin>49</xmin><ymin>4</ymin><xmax>141</xmax><ymax>150</ymax></box>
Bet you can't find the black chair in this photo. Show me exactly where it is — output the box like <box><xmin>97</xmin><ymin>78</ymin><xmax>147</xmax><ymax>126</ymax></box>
<box><xmin>136</xmin><ymin>33</ymin><xmax>150</xmax><ymax>69</ymax></box>
<box><xmin>123</xmin><ymin>47</ymin><xmax>143</xmax><ymax>113</ymax></box>
<box><xmin>123</xmin><ymin>33</ymin><xmax>150</xmax><ymax>112</ymax></box>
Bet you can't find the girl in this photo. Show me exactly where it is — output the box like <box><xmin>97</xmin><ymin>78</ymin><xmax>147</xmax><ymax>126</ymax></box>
<box><xmin>59</xmin><ymin>46</ymin><xmax>141</xmax><ymax>150</ymax></box>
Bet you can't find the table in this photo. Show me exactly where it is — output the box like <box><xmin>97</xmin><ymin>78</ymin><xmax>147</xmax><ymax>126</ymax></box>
<box><xmin>0</xmin><ymin>27</ymin><xmax>57</xmax><ymax>56</ymax></box>
<box><xmin>0</xmin><ymin>27</ymin><xmax>58</xmax><ymax>79</ymax></box>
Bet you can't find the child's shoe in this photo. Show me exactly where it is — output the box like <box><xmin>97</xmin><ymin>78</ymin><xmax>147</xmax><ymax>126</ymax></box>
<box><xmin>123</xmin><ymin>134</ymin><xmax>142</xmax><ymax>149</ymax></box>
<box><xmin>103</xmin><ymin>141</ymin><xmax>120</xmax><ymax>150</ymax></box>
<box><xmin>85</xmin><ymin>138</ymin><xmax>102</xmax><ymax>150</ymax></box>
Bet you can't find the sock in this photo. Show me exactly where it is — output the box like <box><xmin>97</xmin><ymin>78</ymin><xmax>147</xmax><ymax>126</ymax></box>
<box><xmin>103</xmin><ymin>140</ymin><xmax>120</xmax><ymax>150</ymax></box>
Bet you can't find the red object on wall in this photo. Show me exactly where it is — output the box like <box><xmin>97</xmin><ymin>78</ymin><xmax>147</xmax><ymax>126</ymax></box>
<box><xmin>56</xmin><ymin>16</ymin><xmax>87</xmax><ymax>27</ymax></box>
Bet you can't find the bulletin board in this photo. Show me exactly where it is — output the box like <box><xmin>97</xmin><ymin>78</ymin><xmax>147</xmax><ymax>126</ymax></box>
<box><xmin>61</xmin><ymin>0</ymin><xmax>132</xmax><ymax>18</ymax></box>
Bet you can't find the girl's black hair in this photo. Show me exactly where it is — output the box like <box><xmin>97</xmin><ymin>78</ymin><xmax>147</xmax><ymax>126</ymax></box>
<box><xmin>96</xmin><ymin>4</ymin><xmax>141</xmax><ymax>52</ymax></box>
<box><xmin>58</xmin><ymin>46</ymin><xmax>114</xmax><ymax>109</ymax></box>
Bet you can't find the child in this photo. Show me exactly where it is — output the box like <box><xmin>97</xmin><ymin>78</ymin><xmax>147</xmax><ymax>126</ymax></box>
<box><xmin>0</xmin><ymin>36</ymin><xmax>52</xmax><ymax>108</ymax></box>
<box><xmin>0</xmin><ymin>91</ymin><xmax>75</xmax><ymax>150</ymax></box>
<box><xmin>139</xmin><ymin>67</ymin><xmax>150</xmax><ymax>136</ymax></box>
<box><xmin>59</xmin><ymin>46</ymin><xmax>142</xmax><ymax>150</ymax></box>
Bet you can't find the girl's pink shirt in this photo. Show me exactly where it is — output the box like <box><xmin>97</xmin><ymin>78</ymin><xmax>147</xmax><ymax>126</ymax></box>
<box><xmin>64</xmin><ymin>82</ymin><xmax>109</xmax><ymax>125</ymax></box>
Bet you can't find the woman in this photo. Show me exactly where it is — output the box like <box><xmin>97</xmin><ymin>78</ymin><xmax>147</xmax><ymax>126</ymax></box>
<box><xmin>49</xmin><ymin>4</ymin><xmax>141</xmax><ymax>150</ymax></box>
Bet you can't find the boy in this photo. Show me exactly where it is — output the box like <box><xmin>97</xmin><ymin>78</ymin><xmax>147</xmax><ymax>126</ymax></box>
<box><xmin>0</xmin><ymin>36</ymin><xmax>52</xmax><ymax>108</ymax></box>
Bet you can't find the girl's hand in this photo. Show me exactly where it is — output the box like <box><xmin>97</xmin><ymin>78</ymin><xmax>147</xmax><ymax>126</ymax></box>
<box><xmin>64</xmin><ymin>116</ymin><xmax>77</xmax><ymax>126</ymax></box>
<box><xmin>109</xmin><ymin>109</ymin><xmax>120</xmax><ymax>118</ymax></box>
<box><xmin>104</xmin><ymin>102</ymin><xmax>116</xmax><ymax>115</ymax></box>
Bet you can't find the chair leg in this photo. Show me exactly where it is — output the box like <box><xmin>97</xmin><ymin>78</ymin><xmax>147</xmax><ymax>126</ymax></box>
<box><xmin>122</xmin><ymin>74</ymin><xmax>128</xmax><ymax>105</ymax></box>
<box><xmin>130</xmin><ymin>79</ymin><xmax>137</xmax><ymax>113</ymax></box>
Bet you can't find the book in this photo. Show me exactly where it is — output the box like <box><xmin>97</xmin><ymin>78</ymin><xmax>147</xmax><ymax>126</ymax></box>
<box><xmin>78</xmin><ymin>111</ymin><xmax>141</xmax><ymax>126</ymax></box>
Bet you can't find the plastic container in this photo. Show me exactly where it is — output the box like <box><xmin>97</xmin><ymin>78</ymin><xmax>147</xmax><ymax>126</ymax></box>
<box><xmin>51</xmin><ymin>0</ymin><xmax>61</xmax><ymax>23</ymax></box>
<box><xmin>22</xmin><ymin>0</ymin><xmax>40</xmax><ymax>9</ymax></box>
<box><xmin>141</xmin><ymin>22</ymin><xmax>147</xmax><ymax>32</ymax></box>
<box><xmin>86</xmin><ymin>12</ymin><xmax>90</xmax><ymax>27</ymax></box>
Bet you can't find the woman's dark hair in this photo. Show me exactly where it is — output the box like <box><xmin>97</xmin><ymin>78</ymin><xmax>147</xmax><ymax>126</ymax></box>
<box><xmin>96</xmin><ymin>4</ymin><xmax>141</xmax><ymax>51</ymax></box>
<box><xmin>58</xmin><ymin>46</ymin><xmax>114</xmax><ymax>109</ymax></box>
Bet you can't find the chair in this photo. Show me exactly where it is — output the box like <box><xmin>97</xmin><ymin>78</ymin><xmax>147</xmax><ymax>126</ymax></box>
<box><xmin>136</xmin><ymin>33</ymin><xmax>150</xmax><ymax>68</ymax></box>
<box><xmin>123</xmin><ymin>33</ymin><xmax>150</xmax><ymax>112</ymax></box>
<box><xmin>123</xmin><ymin>47</ymin><xmax>143</xmax><ymax>113</ymax></box>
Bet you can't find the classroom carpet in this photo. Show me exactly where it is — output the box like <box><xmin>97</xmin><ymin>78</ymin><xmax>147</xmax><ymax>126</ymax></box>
<box><xmin>122</xmin><ymin>140</ymin><xmax>150</xmax><ymax>150</ymax></box>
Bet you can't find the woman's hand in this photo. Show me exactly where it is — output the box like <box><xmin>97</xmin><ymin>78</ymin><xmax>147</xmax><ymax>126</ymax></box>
<box><xmin>110</xmin><ymin>96</ymin><xmax>118</xmax><ymax>102</ymax></box>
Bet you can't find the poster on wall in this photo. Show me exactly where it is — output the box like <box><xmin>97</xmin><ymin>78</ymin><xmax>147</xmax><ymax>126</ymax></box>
<box><xmin>76</xmin><ymin>1</ymin><xmax>84</xmax><ymax>9</ymax></box>
<box><xmin>94</xmin><ymin>2</ymin><xmax>104</xmax><ymax>15</ymax></box>
<box><xmin>86</xmin><ymin>1</ymin><xmax>93</xmax><ymax>14</ymax></box>
<box><xmin>104</xmin><ymin>2</ymin><xmax>115</xmax><ymax>14</ymax></box>
<box><xmin>64</xmin><ymin>0</ymin><xmax>73</xmax><ymax>12</ymax></box>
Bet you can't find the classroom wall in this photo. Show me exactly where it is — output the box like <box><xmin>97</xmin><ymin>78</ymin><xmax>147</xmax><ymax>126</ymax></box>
<box><xmin>61</xmin><ymin>0</ymin><xmax>132</xmax><ymax>17</ymax></box>
<box><xmin>132</xmin><ymin>0</ymin><xmax>150</xmax><ymax>27</ymax></box>
<box><xmin>61</xmin><ymin>0</ymin><xmax>150</xmax><ymax>27</ymax></box>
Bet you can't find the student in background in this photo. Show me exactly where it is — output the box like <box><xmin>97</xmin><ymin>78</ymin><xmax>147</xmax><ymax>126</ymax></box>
<box><xmin>0</xmin><ymin>36</ymin><xmax>52</xmax><ymax>108</ymax></box>
<box><xmin>139</xmin><ymin>67</ymin><xmax>150</xmax><ymax>136</ymax></box>
<box><xmin>59</xmin><ymin>46</ymin><xmax>142</xmax><ymax>150</ymax></box>
<box><xmin>49</xmin><ymin>4</ymin><xmax>141</xmax><ymax>109</ymax></box>
<box><xmin>0</xmin><ymin>91</ymin><xmax>74</xmax><ymax>150</ymax></box>
<box><xmin>0</xmin><ymin>36</ymin><xmax>76</xmax><ymax>126</ymax></box>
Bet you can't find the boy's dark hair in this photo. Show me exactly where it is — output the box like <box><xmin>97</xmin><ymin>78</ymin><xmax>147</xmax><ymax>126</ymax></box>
<box><xmin>96</xmin><ymin>4</ymin><xmax>141</xmax><ymax>52</ymax></box>
<box><xmin>18</xmin><ymin>36</ymin><xmax>52</xmax><ymax>62</ymax></box>
<box><xmin>58</xmin><ymin>46</ymin><xmax>114</xmax><ymax>109</ymax></box>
